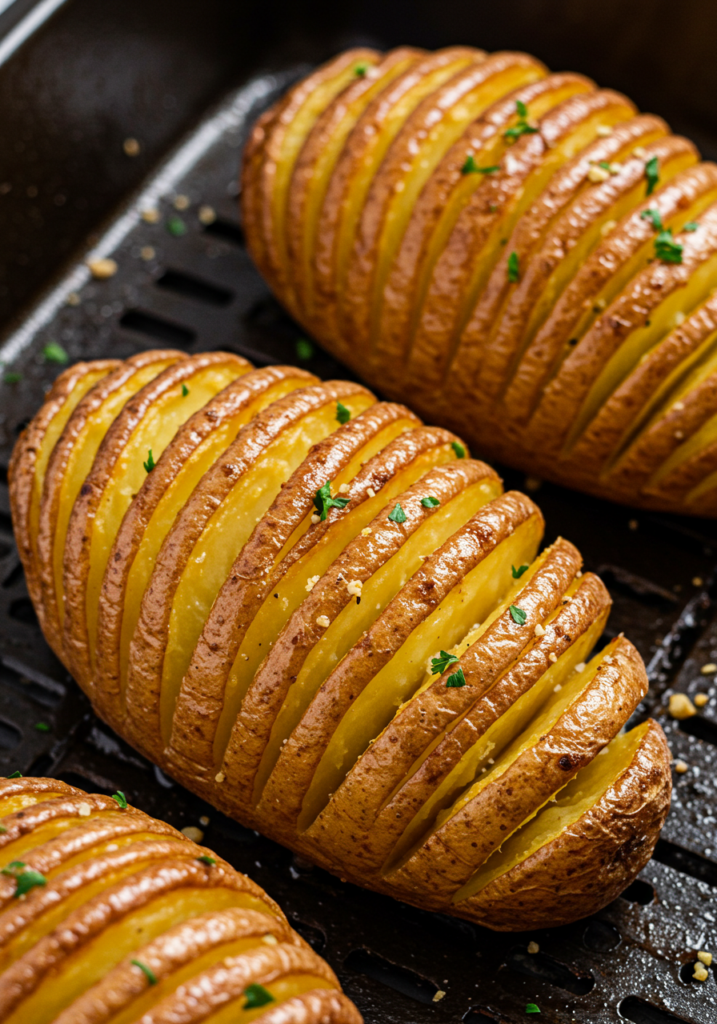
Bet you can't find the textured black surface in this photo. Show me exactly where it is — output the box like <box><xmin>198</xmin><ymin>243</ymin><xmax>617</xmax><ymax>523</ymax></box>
<box><xmin>2</xmin><ymin>9</ymin><xmax>717</xmax><ymax>1023</ymax></box>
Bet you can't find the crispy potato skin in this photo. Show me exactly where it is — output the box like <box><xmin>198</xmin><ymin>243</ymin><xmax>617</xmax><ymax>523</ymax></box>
<box><xmin>244</xmin><ymin>45</ymin><xmax>717</xmax><ymax>515</ymax></box>
<box><xmin>11</xmin><ymin>348</ymin><xmax>670</xmax><ymax>932</ymax></box>
<box><xmin>0</xmin><ymin>776</ymin><xmax>359</xmax><ymax>1024</ymax></box>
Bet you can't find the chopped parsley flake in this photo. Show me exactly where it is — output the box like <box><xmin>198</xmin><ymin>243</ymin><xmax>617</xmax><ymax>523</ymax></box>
<box><xmin>166</xmin><ymin>215</ymin><xmax>187</xmax><ymax>237</ymax></box>
<box><xmin>131</xmin><ymin>959</ymin><xmax>157</xmax><ymax>985</ymax></box>
<box><xmin>2</xmin><ymin>861</ymin><xmax>47</xmax><ymax>898</ymax></box>
<box><xmin>314</xmin><ymin>480</ymin><xmax>349</xmax><ymax>521</ymax></box>
<box><xmin>512</xmin><ymin>564</ymin><xmax>529</xmax><ymax>579</ymax></box>
<box><xmin>197</xmin><ymin>855</ymin><xmax>216</xmax><ymax>866</ymax></box>
<box><xmin>388</xmin><ymin>502</ymin><xmax>407</xmax><ymax>524</ymax></box>
<box><xmin>654</xmin><ymin>228</ymin><xmax>683</xmax><ymax>264</ymax></box>
<box><xmin>446</xmin><ymin>667</ymin><xmax>466</xmax><ymax>688</ymax></box>
<box><xmin>509</xmin><ymin>604</ymin><xmax>527</xmax><ymax>625</ymax></box>
<box><xmin>526</xmin><ymin>1004</ymin><xmax>540</xmax><ymax>1014</ymax></box>
<box><xmin>354</xmin><ymin>62</ymin><xmax>369</xmax><ymax>77</ymax></box>
<box><xmin>34</xmin><ymin>722</ymin><xmax>50</xmax><ymax>733</ymax></box>
<box><xmin>336</xmin><ymin>402</ymin><xmax>351</xmax><ymax>424</ymax></box>
<box><xmin>644</xmin><ymin>155</ymin><xmax>660</xmax><ymax>196</ymax></box>
<box><xmin>504</xmin><ymin>99</ymin><xmax>539</xmax><ymax>142</ymax></box>
<box><xmin>508</xmin><ymin>251</ymin><xmax>520</xmax><ymax>283</ymax></box>
<box><xmin>295</xmin><ymin>337</ymin><xmax>314</xmax><ymax>361</ymax></box>
<box><xmin>111</xmin><ymin>791</ymin><xmax>128</xmax><ymax>809</ymax></box>
<box><xmin>3</xmin><ymin>371</ymin><xmax>21</xmax><ymax>384</ymax></box>
<box><xmin>684</xmin><ymin>221</ymin><xmax>699</xmax><ymax>232</ymax></box>
<box><xmin>451</xmin><ymin>440</ymin><xmax>466</xmax><ymax>458</ymax></box>
<box><xmin>640</xmin><ymin>208</ymin><xmax>663</xmax><ymax>231</ymax></box>
<box><xmin>6</xmin><ymin>771</ymin><xmax>21</xmax><ymax>779</ymax></box>
<box><xmin>431</xmin><ymin>650</ymin><xmax>459</xmax><ymax>675</ymax></box>
<box><xmin>244</xmin><ymin>983</ymin><xmax>275</xmax><ymax>1009</ymax></box>
<box><xmin>598</xmin><ymin>160</ymin><xmax>611</xmax><ymax>171</ymax></box>
<box><xmin>181</xmin><ymin>383</ymin><xmax>189</xmax><ymax>397</ymax></box>
<box><xmin>143</xmin><ymin>449</ymin><xmax>156</xmax><ymax>473</ymax></box>
<box><xmin>421</xmin><ymin>496</ymin><xmax>441</xmax><ymax>508</ymax></box>
<box><xmin>42</xmin><ymin>341</ymin><xmax>68</xmax><ymax>364</ymax></box>
<box><xmin>0</xmin><ymin>827</ymin><xmax>6</xmax><ymax>834</ymax></box>
<box><xmin>461</xmin><ymin>154</ymin><xmax>499</xmax><ymax>175</ymax></box>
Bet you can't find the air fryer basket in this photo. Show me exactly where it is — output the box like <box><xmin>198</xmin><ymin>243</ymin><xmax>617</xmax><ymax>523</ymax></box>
<box><xmin>2</xmin><ymin>2</ymin><xmax>717</xmax><ymax>1021</ymax></box>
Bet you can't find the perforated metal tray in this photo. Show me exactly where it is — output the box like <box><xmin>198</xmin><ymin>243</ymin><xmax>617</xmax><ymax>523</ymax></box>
<box><xmin>2</xmin><ymin>58</ymin><xmax>717</xmax><ymax>1024</ymax></box>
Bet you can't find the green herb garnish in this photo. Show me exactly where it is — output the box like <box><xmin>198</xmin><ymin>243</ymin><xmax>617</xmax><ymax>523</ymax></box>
<box><xmin>451</xmin><ymin>440</ymin><xmax>466</xmax><ymax>459</ymax></box>
<box><xmin>431</xmin><ymin>650</ymin><xmax>459</xmax><ymax>675</ymax></box>
<box><xmin>353</xmin><ymin>62</ymin><xmax>369</xmax><ymax>77</ymax></box>
<box><xmin>34</xmin><ymin>723</ymin><xmax>50</xmax><ymax>733</ymax></box>
<box><xmin>0</xmin><ymin>827</ymin><xmax>6</xmax><ymax>834</ymax></box>
<box><xmin>654</xmin><ymin>228</ymin><xmax>683</xmax><ymax>264</ymax></box>
<box><xmin>181</xmin><ymin>382</ymin><xmax>189</xmax><ymax>397</ymax></box>
<box><xmin>504</xmin><ymin>99</ymin><xmax>539</xmax><ymax>142</ymax></box>
<box><xmin>512</xmin><ymin>564</ymin><xmax>529</xmax><ymax>579</ymax></box>
<box><xmin>197</xmin><ymin>855</ymin><xmax>216</xmax><ymax>866</ymax></box>
<box><xmin>111</xmin><ymin>791</ymin><xmax>128</xmax><ymax>809</ymax></box>
<box><xmin>42</xmin><ymin>341</ymin><xmax>68</xmax><ymax>364</ymax></box>
<box><xmin>3</xmin><ymin>372</ymin><xmax>21</xmax><ymax>384</ymax></box>
<box><xmin>6</xmin><ymin>772</ymin><xmax>21</xmax><ymax>779</ymax></box>
<box><xmin>461</xmin><ymin>154</ymin><xmax>500</xmax><ymax>175</ymax></box>
<box><xmin>644</xmin><ymin>155</ymin><xmax>660</xmax><ymax>196</ymax></box>
<box><xmin>421</xmin><ymin>496</ymin><xmax>440</xmax><ymax>508</ymax></box>
<box><xmin>143</xmin><ymin>449</ymin><xmax>156</xmax><ymax>473</ymax></box>
<box><xmin>313</xmin><ymin>480</ymin><xmax>349</xmax><ymax>522</ymax></box>
<box><xmin>388</xmin><ymin>502</ymin><xmax>407</xmax><ymax>524</ymax></box>
<box><xmin>131</xmin><ymin>959</ymin><xmax>157</xmax><ymax>985</ymax></box>
<box><xmin>2</xmin><ymin>861</ymin><xmax>47</xmax><ymax>898</ymax></box>
<box><xmin>166</xmin><ymin>215</ymin><xmax>187</xmax><ymax>237</ymax></box>
<box><xmin>336</xmin><ymin>402</ymin><xmax>351</xmax><ymax>425</ymax></box>
<box><xmin>509</xmin><ymin>604</ymin><xmax>527</xmax><ymax>625</ymax></box>
<box><xmin>526</xmin><ymin>1004</ymin><xmax>541</xmax><ymax>1015</ymax></box>
<box><xmin>640</xmin><ymin>208</ymin><xmax>663</xmax><ymax>231</ymax></box>
<box><xmin>684</xmin><ymin>221</ymin><xmax>699</xmax><ymax>232</ymax></box>
<box><xmin>295</xmin><ymin>337</ymin><xmax>314</xmax><ymax>361</ymax></box>
<box><xmin>244</xmin><ymin>983</ymin><xmax>275</xmax><ymax>1009</ymax></box>
<box><xmin>446</xmin><ymin>667</ymin><xmax>466</xmax><ymax>688</ymax></box>
<box><xmin>508</xmin><ymin>251</ymin><xmax>520</xmax><ymax>283</ymax></box>
<box><xmin>598</xmin><ymin>160</ymin><xmax>611</xmax><ymax>171</ymax></box>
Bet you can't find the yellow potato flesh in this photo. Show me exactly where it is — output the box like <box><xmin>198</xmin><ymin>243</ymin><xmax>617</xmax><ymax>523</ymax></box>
<box><xmin>51</xmin><ymin>358</ymin><xmax>177</xmax><ymax>626</ymax></box>
<box><xmin>256</xmin><ymin>477</ymin><xmax>504</xmax><ymax>806</ymax></box>
<box><xmin>4</xmin><ymin>887</ymin><xmax>272</xmax><ymax>1024</ymax></box>
<box><xmin>273</xmin><ymin>58</ymin><xmax>381</xmax><ymax>278</ymax></box>
<box><xmin>565</xmin><ymin>247</ymin><xmax>717</xmax><ymax>452</ymax></box>
<box><xmin>0</xmin><ymin>814</ymin><xmax>106</xmax><ymax>864</ymax></box>
<box><xmin>202</xmin><ymin>975</ymin><xmax>336</xmax><ymax>1024</ymax></box>
<box><xmin>370</xmin><ymin>63</ymin><xmax>546</xmax><ymax>337</ymax></box>
<box><xmin>301</xmin><ymin>56</ymin><xmax>417</xmax><ymax>315</ymax></box>
<box><xmin>335</xmin><ymin>57</ymin><xmax>476</xmax><ymax>292</ymax></box>
<box><xmin>388</xmin><ymin>617</ymin><xmax>606</xmax><ymax>870</ymax></box>
<box><xmin>211</xmin><ymin>420</ymin><xmax>436</xmax><ymax>764</ymax></box>
<box><xmin>85</xmin><ymin>364</ymin><xmax>247</xmax><ymax>665</ymax></box>
<box><xmin>159</xmin><ymin>394</ymin><xmax>375</xmax><ymax>743</ymax></box>
<box><xmin>119</xmin><ymin>376</ymin><xmax>306</xmax><ymax>694</ymax></box>
<box><xmin>404</xmin><ymin>79</ymin><xmax>582</xmax><ymax>355</ymax></box>
<box><xmin>298</xmin><ymin>508</ymin><xmax>543</xmax><ymax>831</ymax></box>
<box><xmin>649</xmin><ymin>405</ymin><xmax>717</xmax><ymax>487</ymax></box>
<box><xmin>0</xmin><ymin>791</ymin><xmax>68</xmax><ymax>818</ymax></box>
<box><xmin>54</xmin><ymin>832</ymin><xmax>184</xmax><ymax>876</ymax></box>
<box><xmin>454</xmin><ymin>720</ymin><xmax>648</xmax><ymax>902</ymax></box>
<box><xmin>28</xmin><ymin>367</ymin><xmax>112</xmax><ymax>561</ymax></box>
<box><xmin>511</xmin><ymin>138</ymin><xmax>686</xmax><ymax>381</ymax></box>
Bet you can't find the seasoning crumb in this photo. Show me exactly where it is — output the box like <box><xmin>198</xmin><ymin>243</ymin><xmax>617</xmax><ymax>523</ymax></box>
<box><xmin>668</xmin><ymin>693</ymin><xmax>696</xmax><ymax>720</ymax></box>
<box><xmin>199</xmin><ymin>815</ymin><xmax>210</xmax><ymax>827</ymax></box>
<box><xmin>588</xmin><ymin>164</ymin><xmax>610</xmax><ymax>183</ymax></box>
<box><xmin>140</xmin><ymin>246</ymin><xmax>155</xmax><ymax>261</ymax></box>
<box><xmin>701</xmin><ymin>663</ymin><xmax>717</xmax><ymax>675</ymax></box>
<box><xmin>262</xmin><ymin>934</ymin><xmax>278</xmax><ymax>945</ymax></box>
<box><xmin>338</xmin><ymin>482</ymin><xmax>350</xmax><ymax>494</ymax></box>
<box><xmin>310</xmin><ymin>514</ymin><xmax>321</xmax><ymax>525</ymax></box>
<box><xmin>306</xmin><ymin>575</ymin><xmax>320</xmax><ymax>593</ymax></box>
<box><xmin>596</xmin><ymin>125</ymin><xmax>612</xmax><ymax>137</ymax></box>
<box><xmin>123</xmin><ymin>137</ymin><xmax>140</xmax><ymax>157</ymax></box>
<box><xmin>528</xmin><ymin>941</ymin><xmax>540</xmax><ymax>954</ymax></box>
<box><xmin>141</xmin><ymin>207</ymin><xmax>160</xmax><ymax>224</ymax></box>
<box><xmin>316</xmin><ymin>615</ymin><xmax>331</xmax><ymax>628</ymax></box>
<box><xmin>633</xmin><ymin>145</ymin><xmax>648</xmax><ymax>159</ymax></box>
<box><xmin>628</xmin><ymin>519</ymin><xmax>638</xmax><ymax>530</ymax></box>
<box><xmin>548</xmin><ymin>652</ymin><xmax>558</xmax><ymax>663</ymax></box>
<box><xmin>199</xmin><ymin>204</ymin><xmax>216</xmax><ymax>225</ymax></box>
<box><xmin>215</xmin><ymin>771</ymin><xmax>225</xmax><ymax>783</ymax></box>
<box><xmin>575</xmin><ymin>662</ymin><xmax>586</xmax><ymax>674</ymax></box>
<box><xmin>181</xmin><ymin>826</ymin><xmax>204</xmax><ymax>843</ymax></box>
<box><xmin>600</xmin><ymin>219</ymin><xmax>617</xmax><ymax>237</ymax></box>
<box><xmin>347</xmin><ymin>580</ymin><xmax>363</xmax><ymax>598</ymax></box>
<box><xmin>78</xmin><ymin>802</ymin><xmax>91</xmax><ymax>817</ymax></box>
<box><xmin>432</xmin><ymin>990</ymin><xmax>446</xmax><ymax>1003</ymax></box>
<box><xmin>695</xmin><ymin>693</ymin><xmax>709</xmax><ymax>707</ymax></box>
<box><xmin>173</xmin><ymin>194</ymin><xmax>190</xmax><ymax>211</ymax></box>
<box><xmin>66</xmin><ymin>291</ymin><xmax>80</xmax><ymax>306</ymax></box>
<box><xmin>86</xmin><ymin>257</ymin><xmax>118</xmax><ymax>279</ymax></box>
<box><xmin>698</xmin><ymin>950</ymin><xmax>713</xmax><ymax>966</ymax></box>
<box><xmin>674</xmin><ymin>759</ymin><xmax>689</xmax><ymax>774</ymax></box>
<box><xmin>693</xmin><ymin>577</ymin><xmax>704</xmax><ymax>587</ymax></box>
<box><xmin>534</xmin><ymin>623</ymin><xmax>546</xmax><ymax>637</ymax></box>
<box><xmin>366</xmin><ymin>487</ymin><xmax>376</xmax><ymax>498</ymax></box>
<box><xmin>361</xmin><ymin>527</ymin><xmax>372</xmax><ymax>536</ymax></box>
<box><xmin>674</xmin><ymin>311</ymin><xmax>686</xmax><ymax>326</ymax></box>
<box><xmin>693</xmin><ymin>963</ymin><xmax>709</xmax><ymax>982</ymax></box>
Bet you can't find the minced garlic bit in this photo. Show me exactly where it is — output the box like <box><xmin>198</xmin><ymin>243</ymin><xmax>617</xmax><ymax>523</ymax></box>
<box><xmin>432</xmin><ymin>990</ymin><xmax>446</xmax><ymax>1003</ymax></box>
<box><xmin>698</xmin><ymin>950</ymin><xmax>713</xmax><ymax>966</ymax></box>
<box><xmin>600</xmin><ymin>219</ymin><xmax>617</xmax><ymax>237</ymax></box>
<box><xmin>346</xmin><ymin>580</ymin><xmax>363</xmax><ymax>598</ymax></box>
<box><xmin>693</xmin><ymin>963</ymin><xmax>709</xmax><ymax>982</ymax></box>
<box><xmin>674</xmin><ymin>311</ymin><xmax>686</xmax><ymax>326</ymax></box>
<box><xmin>77</xmin><ymin>802</ymin><xmax>91</xmax><ymax>817</ymax></box>
<box><xmin>262</xmin><ymin>934</ymin><xmax>278</xmax><ymax>945</ymax></box>
<box><xmin>86</xmin><ymin>257</ymin><xmax>118</xmax><ymax>279</ymax></box>
<box><xmin>674</xmin><ymin>400</ymin><xmax>685</xmax><ymax>411</ymax></box>
<box><xmin>693</xmin><ymin>577</ymin><xmax>704</xmax><ymax>587</ymax></box>
<box><xmin>140</xmin><ymin>246</ymin><xmax>155</xmax><ymax>261</ymax></box>
<box><xmin>668</xmin><ymin>693</ymin><xmax>697</xmax><ymax>720</ymax></box>
<box><xmin>198</xmin><ymin>204</ymin><xmax>216</xmax><ymax>225</ymax></box>
<box><xmin>199</xmin><ymin>815</ymin><xmax>210</xmax><ymax>827</ymax></box>
<box><xmin>633</xmin><ymin>145</ymin><xmax>648</xmax><ymax>159</ymax></box>
<box><xmin>548</xmin><ymin>652</ymin><xmax>558</xmax><ymax>663</ymax></box>
<box><xmin>105</xmin><ymin>843</ymin><xmax>119</xmax><ymax>852</ymax></box>
<box><xmin>123</xmin><ymin>137</ymin><xmax>141</xmax><ymax>156</ymax></box>
<box><xmin>527</xmin><ymin>941</ymin><xmax>540</xmax><ymax>954</ymax></box>
<box><xmin>574</xmin><ymin>662</ymin><xmax>586</xmax><ymax>674</ymax></box>
<box><xmin>596</xmin><ymin>125</ymin><xmax>613</xmax><ymax>137</ymax></box>
<box><xmin>674</xmin><ymin>430</ymin><xmax>684</xmax><ymax>440</ymax></box>
<box><xmin>588</xmin><ymin>164</ymin><xmax>610</xmax><ymax>183</ymax></box>
<box><xmin>316</xmin><ymin>615</ymin><xmax>331</xmax><ymax>628</ymax></box>
<box><xmin>310</xmin><ymin>513</ymin><xmax>321</xmax><ymax>525</ymax></box>
<box><xmin>674</xmin><ymin>759</ymin><xmax>689</xmax><ymax>774</ymax></box>
<box><xmin>701</xmin><ymin>663</ymin><xmax>717</xmax><ymax>675</ymax></box>
<box><xmin>215</xmin><ymin>771</ymin><xmax>226</xmax><ymax>783</ymax></box>
<box><xmin>695</xmin><ymin>693</ymin><xmax>709</xmax><ymax>707</ymax></box>
<box><xmin>141</xmin><ymin>207</ymin><xmax>160</xmax><ymax>224</ymax></box>
<box><xmin>361</xmin><ymin>527</ymin><xmax>372</xmax><ymax>536</ymax></box>
<box><xmin>534</xmin><ymin>623</ymin><xmax>546</xmax><ymax>637</ymax></box>
<box><xmin>66</xmin><ymin>291</ymin><xmax>80</xmax><ymax>306</ymax></box>
<box><xmin>181</xmin><ymin>826</ymin><xmax>204</xmax><ymax>843</ymax></box>
<box><xmin>366</xmin><ymin>487</ymin><xmax>376</xmax><ymax>498</ymax></box>
<box><xmin>338</xmin><ymin>482</ymin><xmax>350</xmax><ymax>494</ymax></box>
<box><xmin>174</xmin><ymin>194</ymin><xmax>190</xmax><ymax>210</ymax></box>
<box><xmin>305</xmin><ymin>574</ymin><xmax>320</xmax><ymax>593</ymax></box>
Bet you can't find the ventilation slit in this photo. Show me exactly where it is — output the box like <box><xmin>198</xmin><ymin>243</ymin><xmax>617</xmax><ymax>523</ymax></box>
<box><xmin>619</xmin><ymin>995</ymin><xmax>696</xmax><ymax>1024</ymax></box>
<box><xmin>203</xmin><ymin>218</ymin><xmax>245</xmax><ymax>245</ymax></box>
<box><xmin>344</xmin><ymin>948</ymin><xmax>440</xmax><ymax>1004</ymax></box>
<box><xmin>155</xmin><ymin>269</ymin><xmax>234</xmax><ymax>306</ymax></box>
<box><xmin>119</xmin><ymin>310</ymin><xmax>196</xmax><ymax>347</ymax></box>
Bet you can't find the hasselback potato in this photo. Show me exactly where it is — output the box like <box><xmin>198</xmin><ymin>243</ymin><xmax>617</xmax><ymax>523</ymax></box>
<box><xmin>9</xmin><ymin>350</ymin><xmax>671</xmax><ymax>931</ymax></box>
<box><xmin>0</xmin><ymin>773</ymin><xmax>360</xmax><ymax>1024</ymax></box>
<box><xmin>242</xmin><ymin>45</ymin><xmax>717</xmax><ymax>515</ymax></box>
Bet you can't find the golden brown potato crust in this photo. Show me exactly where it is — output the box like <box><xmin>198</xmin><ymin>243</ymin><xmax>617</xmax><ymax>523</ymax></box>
<box><xmin>243</xmin><ymin>45</ymin><xmax>717</xmax><ymax>515</ymax></box>
<box><xmin>10</xmin><ymin>350</ymin><xmax>670</xmax><ymax>933</ymax></box>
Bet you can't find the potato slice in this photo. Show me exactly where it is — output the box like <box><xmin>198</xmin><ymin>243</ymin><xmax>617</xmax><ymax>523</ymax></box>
<box><xmin>62</xmin><ymin>353</ymin><xmax>250</xmax><ymax>687</ymax></box>
<box><xmin>456</xmin><ymin>719</ymin><xmax>671</xmax><ymax>928</ymax></box>
<box><xmin>386</xmin><ymin>635</ymin><xmax>646</xmax><ymax>904</ymax></box>
<box><xmin>35</xmin><ymin>350</ymin><xmax>182</xmax><ymax>659</ymax></box>
<box><xmin>123</xmin><ymin>383</ymin><xmax>374</xmax><ymax>759</ymax></box>
<box><xmin>93</xmin><ymin>365</ymin><xmax>313</xmax><ymax>726</ymax></box>
<box><xmin>8</xmin><ymin>360</ymin><xmax>119</xmax><ymax>622</ymax></box>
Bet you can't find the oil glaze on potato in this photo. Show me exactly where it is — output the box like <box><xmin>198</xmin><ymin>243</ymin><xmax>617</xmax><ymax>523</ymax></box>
<box><xmin>244</xmin><ymin>44</ymin><xmax>717</xmax><ymax>515</ymax></box>
<box><xmin>10</xmin><ymin>349</ymin><xmax>671</xmax><ymax>931</ymax></box>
